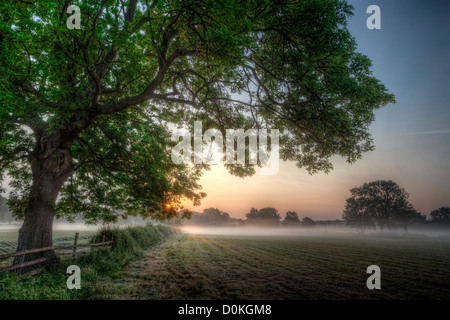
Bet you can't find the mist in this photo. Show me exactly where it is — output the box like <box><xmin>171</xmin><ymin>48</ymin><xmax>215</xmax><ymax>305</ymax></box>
<box><xmin>180</xmin><ymin>224</ymin><xmax>450</xmax><ymax>239</ymax></box>
<box><xmin>0</xmin><ymin>221</ymin><xmax>98</xmax><ymax>231</ymax></box>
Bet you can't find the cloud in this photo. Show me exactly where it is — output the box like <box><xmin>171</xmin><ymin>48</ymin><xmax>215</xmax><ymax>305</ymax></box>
<box><xmin>407</xmin><ymin>129</ymin><xmax>450</xmax><ymax>135</ymax></box>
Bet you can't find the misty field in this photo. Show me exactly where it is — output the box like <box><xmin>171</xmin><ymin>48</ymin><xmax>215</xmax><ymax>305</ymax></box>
<box><xmin>0</xmin><ymin>227</ymin><xmax>96</xmax><ymax>269</ymax></box>
<box><xmin>2</xmin><ymin>226</ymin><xmax>450</xmax><ymax>300</ymax></box>
<box><xmin>97</xmin><ymin>231</ymin><xmax>450</xmax><ymax>300</ymax></box>
<box><xmin>0</xmin><ymin>229</ymin><xmax>96</xmax><ymax>251</ymax></box>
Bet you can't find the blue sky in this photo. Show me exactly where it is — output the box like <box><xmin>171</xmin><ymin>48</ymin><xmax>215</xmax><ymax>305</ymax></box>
<box><xmin>345</xmin><ymin>0</ymin><xmax>450</xmax><ymax>214</ymax></box>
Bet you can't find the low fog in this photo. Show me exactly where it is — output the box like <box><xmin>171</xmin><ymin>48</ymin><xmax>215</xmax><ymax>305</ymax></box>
<box><xmin>179</xmin><ymin>224</ymin><xmax>450</xmax><ymax>239</ymax></box>
<box><xmin>0</xmin><ymin>222</ymin><xmax>98</xmax><ymax>232</ymax></box>
<box><xmin>1</xmin><ymin>221</ymin><xmax>449</xmax><ymax>240</ymax></box>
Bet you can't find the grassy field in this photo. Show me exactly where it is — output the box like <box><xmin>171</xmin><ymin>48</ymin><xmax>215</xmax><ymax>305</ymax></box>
<box><xmin>0</xmin><ymin>228</ymin><xmax>96</xmax><ymax>259</ymax></box>
<box><xmin>99</xmin><ymin>232</ymin><xmax>450</xmax><ymax>300</ymax></box>
<box><xmin>2</xmin><ymin>226</ymin><xmax>450</xmax><ymax>300</ymax></box>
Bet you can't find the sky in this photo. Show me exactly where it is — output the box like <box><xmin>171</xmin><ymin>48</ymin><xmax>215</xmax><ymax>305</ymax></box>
<box><xmin>183</xmin><ymin>0</ymin><xmax>450</xmax><ymax>220</ymax></box>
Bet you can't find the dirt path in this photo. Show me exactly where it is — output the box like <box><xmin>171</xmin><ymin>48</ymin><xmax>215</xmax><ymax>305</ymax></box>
<box><xmin>106</xmin><ymin>238</ymin><xmax>176</xmax><ymax>299</ymax></box>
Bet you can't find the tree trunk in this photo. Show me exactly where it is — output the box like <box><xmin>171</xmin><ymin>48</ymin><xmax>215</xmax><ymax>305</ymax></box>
<box><xmin>14</xmin><ymin>141</ymin><xmax>73</xmax><ymax>274</ymax></box>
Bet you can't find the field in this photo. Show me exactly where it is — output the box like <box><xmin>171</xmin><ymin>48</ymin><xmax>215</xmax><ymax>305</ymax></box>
<box><xmin>0</xmin><ymin>228</ymin><xmax>96</xmax><ymax>253</ymax></box>
<box><xmin>97</xmin><ymin>231</ymin><xmax>450</xmax><ymax>300</ymax></box>
<box><xmin>2</xmin><ymin>225</ymin><xmax>450</xmax><ymax>300</ymax></box>
<box><xmin>0</xmin><ymin>225</ymin><xmax>97</xmax><ymax>269</ymax></box>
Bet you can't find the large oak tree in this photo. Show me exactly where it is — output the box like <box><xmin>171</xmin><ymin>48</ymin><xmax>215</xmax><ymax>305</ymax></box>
<box><xmin>0</xmin><ymin>0</ymin><xmax>394</xmax><ymax>269</ymax></box>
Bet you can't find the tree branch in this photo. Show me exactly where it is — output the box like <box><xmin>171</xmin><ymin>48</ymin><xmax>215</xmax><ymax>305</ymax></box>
<box><xmin>96</xmin><ymin>47</ymin><xmax>198</xmax><ymax>115</ymax></box>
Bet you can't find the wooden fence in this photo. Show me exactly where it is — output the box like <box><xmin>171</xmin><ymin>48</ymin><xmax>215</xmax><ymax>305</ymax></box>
<box><xmin>0</xmin><ymin>232</ymin><xmax>113</xmax><ymax>276</ymax></box>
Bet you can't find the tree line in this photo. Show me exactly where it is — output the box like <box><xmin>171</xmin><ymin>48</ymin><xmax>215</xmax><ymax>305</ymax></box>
<box><xmin>179</xmin><ymin>207</ymin><xmax>315</xmax><ymax>227</ymax></box>
<box><xmin>175</xmin><ymin>179</ymin><xmax>450</xmax><ymax>231</ymax></box>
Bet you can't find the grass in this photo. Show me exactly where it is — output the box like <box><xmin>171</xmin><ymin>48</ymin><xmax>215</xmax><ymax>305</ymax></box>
<box><xmin>2</xmin><ymin>228</ymin><xmax>450</xmax><ymax>300</ymax></box>
<box><xmin>102</xmin><ymin>232</ymin><xmax>450</xmax><ymax>300</ymax></box>
<box><xmin>0</xmin><ymin>224</ymin><xmax>175</xmax><ymax>300</ymax></box>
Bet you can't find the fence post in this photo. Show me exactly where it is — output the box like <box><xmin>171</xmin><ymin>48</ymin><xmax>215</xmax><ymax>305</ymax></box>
<box><xmin>91</xmin><ymin>235</ymin><xmax>96</xmax><ymax>253</ymax></box>
<box><xmin>72</xmin><ymin>232</ymin><xmax>79</xmax><ymax>260</ymax></box>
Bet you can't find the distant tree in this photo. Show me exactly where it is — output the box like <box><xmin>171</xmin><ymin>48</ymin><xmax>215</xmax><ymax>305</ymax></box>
<box><xmin>341</xmin><ymin>200</ymin><xmax>376</xmax><ymax>231</ymax></box>
<box><xmin>397</xmin><ymin>209</ymin><xmax>426</xmax><ymax>232</ymax></box>
<box><xmin>195</xmin><ymin>207</ymin><xmax>231</xmax><ymax>225</ymax></box>
<box><xmin>412</xmin><ymin>211</ymin><xmax>427</xmax><ymax>224</ymax></box>
<box><xmin>245</xmin><ymin>207</ymin><xmax>281</xmax><ymax>225</ymax></box>
<box><xmin>245</xmin><ymin>208</ymin><xmax>260</xmax><ymax>221</ymax></box>
<box><xmin>342</xmin><ymin>180</ymin><xmax>415</xmax><ymax>232</ymax></box>
<box><xmin>283</xmin><ymin>211</ymin><xmax>300</xmax><ymax>226</ymax></box>
<box><xmin>430</xmin><ymin>207</ymin><xmax>450</xmax><ymax>226</ymax></box>
<box><xmin>301</xmin><ymin>217</ymin><xmax>316</xmax><ymax>227</ymax></box>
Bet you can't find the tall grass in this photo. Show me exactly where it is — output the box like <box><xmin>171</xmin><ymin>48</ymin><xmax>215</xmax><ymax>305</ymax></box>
<box><xmin>0</xmin><ymin>224</ymin><xmax>175</xmax><ymax>300</ymax></box>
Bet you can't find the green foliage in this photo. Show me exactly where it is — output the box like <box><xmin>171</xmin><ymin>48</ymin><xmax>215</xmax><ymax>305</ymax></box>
<box><xmin>0</xmin><ymin>224</ymin><xmax>175</xmax><ymax>300</ymax></box>
<box><xmin>82</xmin><ymin>224</ymin><xmax>175</xmax><ymax>271</ymax></box>
<box><xmin>0</xmin><ymin>0</ymin><xmax>394</xmax><ymax>223</ymax></box>
<box><xmin>0</xmin><ymin>269</ymin><xmax>77</xmax><ymax>300</ymax></box>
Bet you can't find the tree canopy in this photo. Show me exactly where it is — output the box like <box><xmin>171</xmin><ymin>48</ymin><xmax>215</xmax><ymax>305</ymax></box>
<box><xmin>189</xmin><ymin>207</ymin><xmax>231</xmax><ymax>225</ymax></box>
<box><xmin>300</xmin><ymin>216</ymin><xmax>315</xmax><ymax>227</ymax></box>
<box><xmin>283</xmin><ymin>210</ymin><xmax>300</xmax><ymax>225</ymax></box>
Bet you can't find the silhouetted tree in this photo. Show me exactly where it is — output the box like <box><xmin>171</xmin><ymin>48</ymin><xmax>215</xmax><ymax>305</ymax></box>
<box><xmin>341</xmin><ymin>202</ymin><xmax>376</xmax><ymax>231</ymax></box>
<box><xmin>283</xmin><ymin>211</ymin><xmax>301</xmax><ymax>226</ymax></box>
<box><xmin>430</xmin><ymin>207</ymin><xmax>450</xmax><ymax>226</ymax></box>
<box><xmin>245</xmin><ymin>207</ymin><xmax>281</xmax><ymax>225</ymax></box>
<box><xmin>301</xmin><ymin>217</ymin><xmax>316</xmax><ymax>227</ymax></box>
<box><xmin>190</xmin><ymin>207</ymin><xmax>231</xmax><ymax>225</ymax></box>
<box><xmin>245</xmin><ymin>208</ymin><xmax>260</xmax><ymax>221</ymax></box>
<box><xmin>342</xmin><ymin>180</ymin><xmax>415</xmax><ymax>232</ymax></box>
<box><xmin>394</xmin><ymin>208</ymin><xmax>426</xmax><ymax>233</ymax></box>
